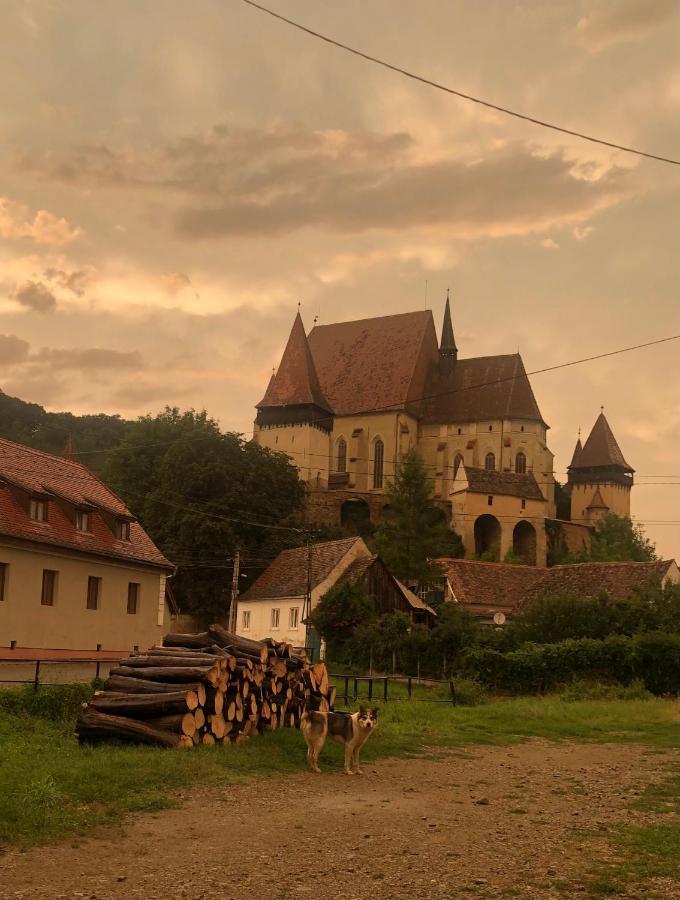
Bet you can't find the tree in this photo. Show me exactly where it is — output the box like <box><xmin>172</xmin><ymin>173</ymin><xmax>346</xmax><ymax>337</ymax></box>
<box><xmin>581</xmin><ymin>513</ymin><xmax>657</xmax><ymax>562</ymax></box>
<box><xmin>309</xmin><ymin>581</ymin><xmax>375</xmax><ymax>660</ymax></box>
<box><xmin>374</xmin><ymin>448</ymin><xmax>464</xmax><ymax>587</ymax></box>
<box><xmin>104</xmin><ymin>408</ymin><xmax>305</xmax><ymax>623</ymax></box>
<box><xmin>377</xmin><ymin>611</ymin><xmax>411</xmax><ymax>674</ymax></box>
<box><xmin>432</xmin><ymin>604</ymin><xmax>479</xmax><ymax>677</ymax></box>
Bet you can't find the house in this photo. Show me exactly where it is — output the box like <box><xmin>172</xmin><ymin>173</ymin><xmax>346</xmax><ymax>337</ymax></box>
<box><xmin>252</xmin><ymin>297</ymin><xmax>636</xmax><ymax>567</ymax></box>
<box><xmin>235</xmin><ymin>536</ymin><xmax>435</xmax><ymax>648</ymax></box>
<box><xmin>0</xmin><ymin>437</ymin><xmax>175</xmax><ymax>652</ymax></box>
<box><xmin>433</xmin><ymin>557</ymin><xmax>679</xmax><ymax>624</ymax></box>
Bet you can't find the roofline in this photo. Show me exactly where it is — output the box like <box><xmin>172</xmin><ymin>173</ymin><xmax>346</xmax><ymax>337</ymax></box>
<box><xmin>0</xmin><ymin>530</ymin><xmax>174</xmax><ymax>572</ymax></box>
<box><xmin>308</xmin><ymin>308</ymin><xmax>433</xmax><ymax>335</ymax></box>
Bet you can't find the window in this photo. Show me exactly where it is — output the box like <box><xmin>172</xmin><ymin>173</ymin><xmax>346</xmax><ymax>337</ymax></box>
<box><xmin>30</xmin><ymin>499</ymin><xmax>48</xmax><ymax>522</ymax></box>
<box><xmin>76</xmin><ymin>510</ymin><xmax>90</xmax><ymax>532</ymax></box>
<box><xmin>242</xmin><ymin>610</ymin><xmax>251</xmax><ymax>630</ymax></box>
<box><xmin>488</xmin><ymin>425</ymin><xmax>493</xmax><ymax>432</ymax></box>
<box><xmin>86</xmin><ymin>576</ymin><xmax>101</xmax><ymax>610</ymax></box>
<box><xmin>336</xmin><ymin>437</ymin><xmax>347</xmax><ymax>473</ymax></box>
<box><xmin>515</xmin><ymin>452</ymin><xmax>527</xmax><ymax>474</ymax></box>
<box><xmin>127</xmin><ymin>582</ymin><xmax>140</xmax><ymax>614</ymax></box>
<box><xmin>289</xmin><ymin>607</ymin><xmax>299</xmax><ymax>629</ymax></box>
<box><xmin>0</xmin><ymin>563</ymin><xmax>7</xmax><ymax>601</ymax></box>
<box><xmin>488</xmin><ymin>495</ymin><xmax>493</xmax><ymax>506</ymax></box>
<box><xmin>520</xmin><ymin>425</ymin><xmax>525</xmax><ymax>433</ymax></box>
<box><xmin>485</xmin><ymin>452</ymin><xmax>495</xmax><ymax>471</ymax></box>
<box><xmin>373</xmin><ymin>439</ymin><xmax>384</xmax><ymax>489</ymax></box>
<box><xmin>41</xmin><ymin>570</ymin><xmax>57</xmax><ymax>606</ymax></box>
<box><xmin>521</xmin><ymin>498</ymin><xmax>526</xmax><ymax>510</ymax></box>
<box><xmin>457</xmin><ymin>428</ymin><xmax>462</xmax><ymax>435</ymax></box>
<box><xmin>453</xmin><ymin>453</ymin><xmax>464</xmax><ymax>477</ymax></box>
<box><xmin>117</xmin><ymin>520</ymin><xmax>131</xmax><ymax>541</ymax></box>
<box><xmin>271</xmin><ymin>608</ymin><xmax>280</xmax><ymax>629</ymax></box>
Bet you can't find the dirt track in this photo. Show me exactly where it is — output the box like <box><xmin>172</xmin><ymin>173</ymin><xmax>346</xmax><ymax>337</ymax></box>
<box><xmin>1</xmin><ymin>741</ymin><xmax>677</xmax><ymax>900</ymax></box>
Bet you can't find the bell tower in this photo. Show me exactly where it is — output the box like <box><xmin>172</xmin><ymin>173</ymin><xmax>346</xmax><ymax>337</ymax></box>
<box><xmin>568</xmin><ymin>410</ymin><xmax>633</xmax><ymax>524</ymax></box>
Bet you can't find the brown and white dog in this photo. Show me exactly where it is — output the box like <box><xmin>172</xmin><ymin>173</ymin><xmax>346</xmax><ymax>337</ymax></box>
<box><xmin>301</xmin><ymin>706</ymin><xmax>378</xmax><ymax>775</ymax></box>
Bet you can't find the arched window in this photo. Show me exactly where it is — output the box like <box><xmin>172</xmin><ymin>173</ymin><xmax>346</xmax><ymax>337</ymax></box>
<box><xmin>484</xmin><ymin>452</ymin><xmax>495</xmax><ymax>471</ymax></box>
<box><xmin>336</xmin><ymin>437</ymin><xmax>347</xmax><ymax>473</ymax></box>
<box><xmin>373</xmin><ymin>439</ymin><xmax>384</xmax><ymax>489</ymax></box>
<box><xmin>453</xmin><ymin>453</ymin><xmax>464</xmax><ymax>477</ymax></box>
<box><xmin>515</xmin><ymin>451</ymin><xmax>526</xmax><ymax>474</ymax></box>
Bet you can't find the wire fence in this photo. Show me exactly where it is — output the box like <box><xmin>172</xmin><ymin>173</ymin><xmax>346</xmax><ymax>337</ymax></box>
<box><xmin>330</xmin><ymin>673</ymin><xmax>458</xmax><ymax>706</ymax></box>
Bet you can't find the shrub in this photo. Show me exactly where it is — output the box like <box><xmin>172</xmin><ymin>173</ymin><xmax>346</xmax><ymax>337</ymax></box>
<box><xmin>0</xmin><ymin>683</ymin><xmax>95</xmax><ymax>726</ymax></box>
<box><xmin>560</xmin><ymin>678</ymin><xmax>653</xmax><ymax>703</ymax></box>
<box><xmin>450</xmin><ymin>677</ymin><xmax>487</xmax><ymax>706</ymax></box>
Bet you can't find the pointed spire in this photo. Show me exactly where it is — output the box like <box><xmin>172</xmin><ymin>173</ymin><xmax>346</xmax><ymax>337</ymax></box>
<box><xmin>62</xmin><ymin>436</ymin><xmax>79</xmax><ymax>462</ymax></box>
<box><xmin>575</xmin><ymin>411</ymin><xmax>633</xmax><ymax>472</ymax></box>
<box><xmin>256</xmin><ymin>311</ymin><xmax>331</xmax><ymax>413</ymax></box>
<box><xmin>439</xmin><ymin>289</ymin><xmax>458</xmax><ymax>375</ymax></box>
<box><xmin>568</xmin><ymin>436</ymin><xmax>583</xmax><ymax>470</ymax></box>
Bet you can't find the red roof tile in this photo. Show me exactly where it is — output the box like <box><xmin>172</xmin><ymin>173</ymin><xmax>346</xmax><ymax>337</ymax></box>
<box><xmin>572</xmin><ymin>413</ymin><xmax>632</xmax><ymax>472</ymax></box>
<box><xmin>519</xmin><ymin>560</ymin><xmax>675</xmax><ymax>607</ymax></box>
<box><xmin>435</xmin><ymin>558</ymin><xmax>544</xmax><ymax>619</ymax></box>
<box><xmin>459</xmin><ymin>466</ymin><xmax>546</xmax><ymax>501</ymax></box>
<box><xmin>240</xmin><ymin>537</ymin><xmax>364</xmax><ymax>601</ymax></box>
<box><xmin>307</xmin><ymin>311</ymin><xmax>437</xmax><ymax>416</ymax></box>
<box><xmin>0</xmin><ymin>437</ymin><xmax>172</xmax><ymax>569</ymax></box>
<box><xmin>257</xmin><ymin>312</ymin><xmax>331</xmax><ymax>411</ymax></box>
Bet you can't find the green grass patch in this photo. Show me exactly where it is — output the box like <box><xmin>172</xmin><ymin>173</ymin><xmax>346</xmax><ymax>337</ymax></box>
<box><xmin>0</xmin><ymin>686</ymin><xmax>677</xmax><ymax>848</ymax></box>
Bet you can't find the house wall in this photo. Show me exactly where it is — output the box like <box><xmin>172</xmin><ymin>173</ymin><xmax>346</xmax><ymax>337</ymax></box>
<box><xmin>450</xmin><ymin>491</ymin><xmax>548</xmax><ymax>566</ymax></box>
<box><xmin>0</xmin><ymin>540</ymin><xmax>169</xmax><ymax>651</ymax></box>
<box><xmin>570</xmin><ymin>481</ymin><xmax>631</xmax><ymax>523</ymax></box>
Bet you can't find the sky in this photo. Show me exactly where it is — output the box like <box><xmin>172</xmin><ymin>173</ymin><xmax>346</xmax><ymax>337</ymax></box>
<box><xmin>0</xmin><ymin>0</ymin><xmax>678</xmax><ymax>558</ymax></box>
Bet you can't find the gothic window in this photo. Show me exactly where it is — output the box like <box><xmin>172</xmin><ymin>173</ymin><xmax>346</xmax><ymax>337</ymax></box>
<box><xmin>485</xmin><ymin>452</ymin><xmax>495</xmax><ymax>471</ymax></box>
<box><xmin>336</xmin><ymin>437</ymin><xmax>347</xmax><ymax>473</ymax></box>
<box><xmin>373</xmin><ymin>439</ymin><xmax>384</xmax><ymax>489</ymax></box>
<box><xmin>453</xmin><ymin>453</ymin><xmax>464</xmax><ymax>477</ymax></box>
<box><xmin>515</xmin><ymin>451</ymin><xmax>527</xmax><ymax>474</ymax></box>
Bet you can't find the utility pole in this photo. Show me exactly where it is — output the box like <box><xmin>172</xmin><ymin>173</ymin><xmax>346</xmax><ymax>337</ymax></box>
<box><xmin>228</xmin><ymin>548</ymin><xmax>240</xmax><ymax>633</ymax></box>
<box><xmin>303</xmin><ymin>532</ymin><xmax>313</xmax><ymax>658</ymax></box>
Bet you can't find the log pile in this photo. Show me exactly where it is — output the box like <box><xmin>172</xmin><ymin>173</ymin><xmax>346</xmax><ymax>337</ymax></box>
<box><xmin>76</xmin><ymin>625</ymin><xmax>335</xmax><ymax>748</ymax></box>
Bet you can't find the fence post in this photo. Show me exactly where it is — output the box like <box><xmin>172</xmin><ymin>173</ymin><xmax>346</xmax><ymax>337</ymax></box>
<box><xmin>408</xmin><ymin>676</ymin><xmax>412</xmax><ymax>699</ymax></box>
<box><xmin>383</xmin><ymin>677</ymin><xmax>388</xmax><ymax>702</ymax></box>
<box><xmin>34</xmin><ymin>660</ymin><xmax>41</xmax><ymax>691</ymax></box>
<box><xmin>353</xmin><ymin>677</ymin><xmax>358</xmax><ymax>700</ymax></box>
<box><xmin>368</xmin><ymin>678</ymin><xmax>373</xmax><ymax>701</ymax></box>
<box><xmin>95</xmin><ymin>661</ymin><xmax>101</xmax><ymax>681</ymax></box>
<box><xmin>449</xmin><ymin>680</ymin><xmax>456</xmax><ymax>705</ymax></box>
<box><xmin>344</xmin><ymin>675</ymin><xmax>349</xmax><ymax>706</ymax></box>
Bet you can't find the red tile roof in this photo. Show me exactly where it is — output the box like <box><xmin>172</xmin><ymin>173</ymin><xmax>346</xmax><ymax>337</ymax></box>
<box><xmin>307</xmin><ymin>311</ymin><xmax>437</xmax><ymax>416</ymax></box>
<box><xmin>519</xmin><ymin>560</ymin><xmax>676</xmax><ymax>608</ymax></box>
<box><xmin>240</xmin><ymin>537</ymin><xmax>364</xmax><ymax>601</ymax></box>
<box><xmin>460</xmin><ymin>466</ymin><xmax>546</xmax><ymax>501</ymax></box>
<box><xmin>571</xmin><ymin>413</ymin><xmax>633</xmax><ymax>472</ymax></box>
<box><xmin>436</xmin><ymin>558</ymin><xmax>544</xmax><ymax>619</ymax></box>
<box><xmin>423</xmin><ymin>353</ymin><xmax>545</xmax><ymax>425</ymax></box>
<box><xmin>257</xmin><ymin>311</ymin><xmax>331</xmax><ymax>412</ymax></box>
<box><xmin>0</xmin><ymin>437</ymin><xmax>172</xmax><ymax>569</ymax></box>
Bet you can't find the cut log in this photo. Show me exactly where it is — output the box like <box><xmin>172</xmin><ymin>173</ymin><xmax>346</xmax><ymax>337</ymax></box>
<box><xmin>88</xmin><ymin>691</ymin><xmax>197</xmax><ymax>717</ymax></box>
<box><xmin>122</xmin><ymin>655</ymin><xmax>222</xmax><ymax>669</ymax></box>
<box><xmin>162</xmin><ymin>632</ymin><xmax>213</xmax><ymax>649</ymax></box>
<box><xmin>77</xmin><ymin>710</ymin><xmax>179</xmax><ymax>747</ymax></box>
<box><xmin>104</xmin><ymin>674</ymin><xmax>205</xmax><ymax>695</ymax></box>
<box><xmin>202</xmin><ymin>732</ymin><xmax>216</xmax><ymax>746</ymax></box>
<box><xmin>147</xmin><ymin>713</ymin><xmax>197</xmax><ymax>738</ymax></box>
<box><xmin>194</xmin><ymin>707</ymin><xmax>206</xmax><ymax>730</ymax></box>
<box><xmin>108</xmin><ymin>665</ymin><xmax>220</xmax><ymax>685</ymax></box>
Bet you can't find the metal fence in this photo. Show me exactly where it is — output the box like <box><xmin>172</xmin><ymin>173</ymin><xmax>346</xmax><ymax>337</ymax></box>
<box><xmin>0</xmin><ymin>657</ymin><xmax>113</xmax><ymax>689</ymax></box>
<box><xmin>331</xmin><ymin>673</ymin><xmax>458</xmax><ymax>706</ymax></box>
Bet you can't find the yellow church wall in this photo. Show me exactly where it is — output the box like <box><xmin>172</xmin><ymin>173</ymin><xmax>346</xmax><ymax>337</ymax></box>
<box><xmin>570</xmin><ymin>481</ymin><xmax>631</xmax><ymax>524</ymax></box>
<box><xmin>329</xmin><ymin>412</ymin><xmax>417</xmax><ymax>492</ymax></box>
<box><xmin>450</xmin><ymin>490</ymin><xmax>547</xmax><ymax>566</ymax></box>
<box><xmin>253</xmin><ymin>423</ymin><xmax>331</xmax><ymax>487</ymax></box>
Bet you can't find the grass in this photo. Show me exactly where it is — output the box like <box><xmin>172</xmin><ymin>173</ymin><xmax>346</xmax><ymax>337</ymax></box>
<box><xmin>0</xmin><ymin>684</ymin><xmax>677</xmax><ymax>848</ymax></box>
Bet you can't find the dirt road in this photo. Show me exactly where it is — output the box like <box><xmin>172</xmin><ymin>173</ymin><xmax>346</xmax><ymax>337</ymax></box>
<box><xmin>1</xmin><ymin>741</ymin><xmax>677</xmax><ymax>899</ymax></box>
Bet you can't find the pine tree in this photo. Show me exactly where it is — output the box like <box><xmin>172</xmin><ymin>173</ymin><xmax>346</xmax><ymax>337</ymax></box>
<box><xmin>374</xmin><ymin>448</ymin><xmax>464</xmax><ymax>587</ymax></box>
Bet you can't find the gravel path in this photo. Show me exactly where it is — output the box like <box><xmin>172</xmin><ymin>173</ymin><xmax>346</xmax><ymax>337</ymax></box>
<box><xmin>1</xmin><ymin>741</ymin><xmax>677</xmax><ymax>899</ymax></box>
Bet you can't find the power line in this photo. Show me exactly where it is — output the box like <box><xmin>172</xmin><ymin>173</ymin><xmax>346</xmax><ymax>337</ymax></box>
<box><xmin>238</xmin><ymin>0</ymin><xmax>680</xmax><ymax>167</ymax></box>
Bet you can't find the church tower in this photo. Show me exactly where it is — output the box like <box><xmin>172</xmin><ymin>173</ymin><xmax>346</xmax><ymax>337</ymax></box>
<box><xmin>254</xmin><ymin>311</ymin><xmax>333</xmax><ymax>486</ymax></box>
<box><xmin>439</xmin><ymin>290</ymin><xmax>458</xmax><ymax>376</ymax></box>
<box><xmin>567</xmin><ymin>411</ymin><xmax>633</xmax><ymax>524</ymax></box>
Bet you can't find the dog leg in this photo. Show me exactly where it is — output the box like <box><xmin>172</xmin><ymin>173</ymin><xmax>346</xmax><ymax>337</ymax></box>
<box><xmin>353</xmin><ymin>746</ymin><xmax>363</xmax><ymax>775</ymax></box>
<box><xmin>344</xmin><ymin>743</ymin><xmax>355</xmax><ymax>775</ymax></box>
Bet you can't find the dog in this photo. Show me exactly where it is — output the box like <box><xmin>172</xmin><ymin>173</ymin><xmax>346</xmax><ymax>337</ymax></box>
<box><xmin>301</xmin><ymin>706</ymin><xmax>378</xmax><ymax>775</ymax></box>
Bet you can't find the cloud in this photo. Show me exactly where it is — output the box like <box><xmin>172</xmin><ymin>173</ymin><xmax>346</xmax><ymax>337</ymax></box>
<box><xmin>43</xmin><ymin>265</ymin><xmax>96</xmax><ymax>296</ymax></box>
<box><xmin>11</xmin><ymin>280</ymin><xmax>57</xmax><ymax>313</ymax></box>
<box><xmin>573</xmin><ymin>225</ymin><xmax>595</xmax><ymax>241</ymax></box>
<box><xmin>540</xmin><ymin>238</ymin><xmax>559</xmax><ymax>250</ymax></box>
<box><xmin>33</xmin><ymin>346</ymin><xmax>144</xmax><ymax>370</ymax></box>
<box><xmin>574</xmin><ymin>0</ymin><xmax>677</xmax><ymax>52</ymax></box>
<box><xmin>0</xmin><ymin>196</ymin><xmax>80</xmax><ymax>245</ymax></box>
<box><xmin>18</xmin><ymin>127</ymin><xmax>637</xmax><ymax>243</ymax></box>
<box><xmin>0</xmin><ymin>334</ymin><xmax>30</xmax><ymax>365</ymax></box>
<box><xmin>159</xmin><ymin>272</ymin><xmax>191</xmax><ymax>295</ymax></box>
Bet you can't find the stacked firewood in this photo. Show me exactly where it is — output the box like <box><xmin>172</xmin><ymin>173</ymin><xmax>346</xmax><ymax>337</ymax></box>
<box><xmin>76</xmin><ymin>624</ymin><xmax>335</xmax><ymax>748</ymax></box>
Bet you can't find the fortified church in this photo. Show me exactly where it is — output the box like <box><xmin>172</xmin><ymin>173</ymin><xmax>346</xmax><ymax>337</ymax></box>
<box><xmin>253</xmin><ymin>296</ymin><xmax>633</xmax><ymax>567</ymax></box>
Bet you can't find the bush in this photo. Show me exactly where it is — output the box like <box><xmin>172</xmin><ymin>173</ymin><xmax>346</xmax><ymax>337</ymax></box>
<box><xmin>450</xmin><ymin>677</ymin><xmax>487</xmax><ymax>706</ymax></box>
<box><xmin>0</xmin><ymin>683</ymin><xmax>96</xmax><ymax>726</ymax></box>
<box><xmin>560</xmin><ymin>678</ymin><xmax>653</xmax><ymax>703</ymax></box>
<box><xmin>462</xmin><ymin>632</ymin><xmax>680</xmax><ymax>696</ymax></box>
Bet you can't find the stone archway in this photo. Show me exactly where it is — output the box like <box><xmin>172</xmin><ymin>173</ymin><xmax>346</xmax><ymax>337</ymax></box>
<box><xmin>513</xmin><ymin>520</ymin><xmax>537</xmax><ymax>565</ymax></box>
<box><xmin>474</xmin><ymin>514</ymin><xmax>501</xmax><ymax>560</ymax></box>
<box><xmin>341</xmin><ymin>498</ymin><xmax>372</xmax><ymax>533</ymax></box>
